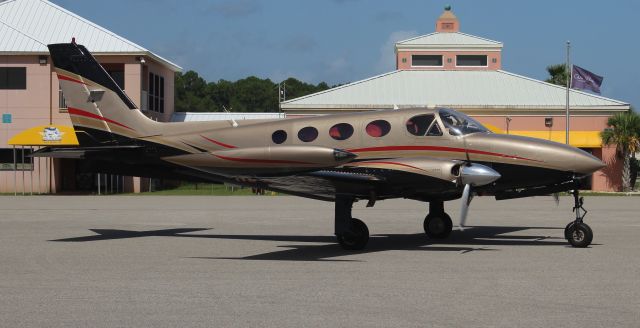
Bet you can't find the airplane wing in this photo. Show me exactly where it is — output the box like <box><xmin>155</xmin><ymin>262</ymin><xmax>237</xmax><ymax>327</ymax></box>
<box><xmin>230</xmin><ymin>156</ymin><xmax>465</xmax><ymax>202</ymax></box>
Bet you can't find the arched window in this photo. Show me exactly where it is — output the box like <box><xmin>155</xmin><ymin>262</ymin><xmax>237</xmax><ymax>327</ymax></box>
<box><xmin>329</xmin><ymin>123</ymin><xmax>354</xmax><ymax>140</ymax></box>
<box><xmin>297</xmin><ymin>126</ymin><xmax>318</xmax><ymax>142</ymax></box>
<box><xmin>272</xmin><ymin>130</ymin><xmax>287</xmax><ymax>144</ymax></box>
<box><xmin>366</xmin><ymin>120</ymin><xmax>391</xmax><ymax>137</ymax></box>
<box><xmin>406</xmin><ymin>114</ymin><xmax>435</xmax><ymax>136</ymax></box>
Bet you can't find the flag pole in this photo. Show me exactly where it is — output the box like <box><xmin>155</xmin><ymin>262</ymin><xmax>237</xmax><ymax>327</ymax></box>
<box><xmin>565</xmin><ymin>41</ymin><xmax>571</xmax><ymax>145</ymax></box>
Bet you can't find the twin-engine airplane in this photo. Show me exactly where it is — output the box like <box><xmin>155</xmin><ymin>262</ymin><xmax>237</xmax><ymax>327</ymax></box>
<box><xmin>40</xmin><ymin>41</ymin><xmax>605</xmax><ymax>250</ymax></box>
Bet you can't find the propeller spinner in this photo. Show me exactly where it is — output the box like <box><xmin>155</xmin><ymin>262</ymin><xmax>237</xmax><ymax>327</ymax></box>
<box><xmin>457</xmin><ymin>163</ymin><xmax>501</xmax><ymax>230</ymax></box>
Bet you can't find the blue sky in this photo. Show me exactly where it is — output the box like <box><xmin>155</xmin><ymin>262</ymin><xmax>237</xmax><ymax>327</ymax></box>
<box><xmin>55</xmin><ymin>0</ymin><xmax>639</xmax><ymax>107</ymax></box>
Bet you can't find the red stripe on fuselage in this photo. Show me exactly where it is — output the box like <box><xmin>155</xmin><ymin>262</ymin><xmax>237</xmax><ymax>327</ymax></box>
<box><xmin>67</xmin><ymin>107</ymin><xmax>134</xmax><ymax>131</ymax></box>
<box><xmin>201</xmin><ymin>135</ymin><xmax>236</xmax><ymax>149</ymax></box>
<box><xmin>355</xmin><ymin>161</ymin><xmax>429</xmax><ymax>172</ymax></box>
<box><xmin>347</xmin><ymin>145</ymin><xmax>539</xmax><ymax>162</ymax></box>
<box><xmin>57</xmin><ymin>74</ymin><xmax>88</xmax><ymax>85</ymax></box>
<box><xmin>213</xmin><ymin>154</ymin><xmax>312</xmax><ymax>165</ymax></box>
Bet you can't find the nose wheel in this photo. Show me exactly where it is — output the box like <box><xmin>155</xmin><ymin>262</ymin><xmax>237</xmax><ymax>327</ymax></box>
<box><xmin>565</xmin><ymin>190</ymin><xmax>593</xmax><ymax>248</ymax></box>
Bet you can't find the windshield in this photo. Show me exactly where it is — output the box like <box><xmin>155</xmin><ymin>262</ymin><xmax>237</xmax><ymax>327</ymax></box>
<box><xmin>438</xmin><ymin>108</ymin><xmax>490</xmax><ymax>136</ymax></box>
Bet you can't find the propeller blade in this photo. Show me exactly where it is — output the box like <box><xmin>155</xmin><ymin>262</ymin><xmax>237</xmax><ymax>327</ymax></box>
<box><xmin>459</xmin><ymin>183</ymin><xmax>473</xmax><ymax>230</ymax></box>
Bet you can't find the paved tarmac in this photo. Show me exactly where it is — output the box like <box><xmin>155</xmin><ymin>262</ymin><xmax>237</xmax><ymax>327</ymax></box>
<box><xmin>0</xmin><ymin>195</ymin><xmax>639</xmax><ymax>328</ymax></box>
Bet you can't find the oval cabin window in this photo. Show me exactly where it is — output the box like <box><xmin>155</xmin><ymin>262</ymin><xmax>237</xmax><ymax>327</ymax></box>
<box><xmin>272</xmin><ymin>130</ymin><xmax>287</xmax><ymax>144</ymax></box>
<box><xmin>297</xmin><ymin>126</ymin><xmax>319</xmax><ymax>142</ymax></box>
<box><xmin>329</xmin><ymin>123</ymin><xmax>354</xmax><ymax>140</ymax></box>
<box><xmin>366</xmin><ymin>120</ymin><xmax>391</xmax><ymax>137</ymax></box>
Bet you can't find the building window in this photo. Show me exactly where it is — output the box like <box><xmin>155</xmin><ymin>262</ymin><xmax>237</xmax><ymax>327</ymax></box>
<box><xmin>0</xmin><ymin>67</ymin><xmax>27</xmax><ymax>90</ymax></box>
<box><xmin>148</xmin><ymin>72</ymin><xmax>165</xmax><ymax>113</ymax></box>
<box><xmin>59</xmin><ymin>87</ymin><xmax>67</xmax><ymax>109</ymax></box>
<box><xmin>103</xmin><ymin>64</ymin><xmax>125</xmax><ymax>89</ymax></box>
<box><xmin>0</xmin><ymin>148</ymin><xmax>33</xmax><ymax>171</ymax></box>
<box><xmin>272</xmin><ymin>130</ymin><xmax>287</xmax><ymax>144</ymax></box>
<box><xmin>298</xmin><ymin>126</ymin><xmax>318</xmax><ymax>142</ymax></box>
<box><xmin>412</xmin><ymin>55</ymin><xmax>443</xmax><ymax>67</ymax></box>
<box><xmin>329</xmin><ymin>123</ymin><xmax>354</xmax><ymax>140</ymax></box>
<box><xmin>366</xmin><ymin>120</ymin><xmax>391</xmax><ymax>137</ymax></box>
<box><xmin>441</xmin><ymin>23</ymin><xmax>454</xmax><ymax>30</ymax></box>
<box><xmin>456</xmin><ymin>55</ymin><xmax>488</xmax><ymax>66</ymax></box>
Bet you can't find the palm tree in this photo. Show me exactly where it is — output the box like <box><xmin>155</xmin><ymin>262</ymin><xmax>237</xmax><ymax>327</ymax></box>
<box><xmin>600</xmin><ymin>110</ymin><xmax>640</xmax><ymax>191</ymax></box>
<box><xmin>545</xmin><ymin>63</ymin><xmax>568</xmax><ymax>86</ymax></box>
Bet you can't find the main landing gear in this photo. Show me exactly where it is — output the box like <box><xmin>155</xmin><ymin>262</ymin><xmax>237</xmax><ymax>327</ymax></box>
<box><xmin>565</xmin><ymin>190</ymin><xmax>593</xmax><ymax>248</ymax></box>
<box><xmin>423</xmin><ymin>201</ymin><xmax>453</xmax><ymax>239</ymax></box>
<box><xmin>335</xmin><ymin>196</ymin><xmax>369</xmax><ymax>250</ymax></box>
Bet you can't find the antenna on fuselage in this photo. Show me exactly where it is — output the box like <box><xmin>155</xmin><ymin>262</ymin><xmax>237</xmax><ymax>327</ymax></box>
<box><xmin>222</xmin><ymin>105</ymin><xmax>239</xmax><ymax>128</ymax></box>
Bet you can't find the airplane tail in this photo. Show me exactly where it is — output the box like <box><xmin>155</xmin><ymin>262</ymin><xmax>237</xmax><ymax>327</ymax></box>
<box><xmin>48</xmin><ymin>42</ymin><xmax>158</xmax><ymax>146</ymax></box>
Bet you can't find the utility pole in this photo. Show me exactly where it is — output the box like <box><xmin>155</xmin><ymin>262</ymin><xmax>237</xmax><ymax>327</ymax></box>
<box><xmin>565</xmin><ymin>41</ymin><xmax>571</xmax><ymax>145</ymax></box>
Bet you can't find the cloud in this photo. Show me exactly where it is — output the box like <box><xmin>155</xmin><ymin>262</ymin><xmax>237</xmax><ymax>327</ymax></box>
<box><xmin>283</xmin><ymin>35</ymin><xmax>316</xmax><ymax>53</ymax></box>
<box><xmin>375</xmin><ymin>30</ymin><xmax>419</xmax><ymax>73</ymax></box>
<box><xmin>210</xmin><ymin>0</ymin><xmax>261</xmax><ymax>18</ymax></box>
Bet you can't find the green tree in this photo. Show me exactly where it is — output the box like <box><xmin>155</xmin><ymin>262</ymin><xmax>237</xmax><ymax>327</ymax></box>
<box><xmin>600</xmin><ymin>110</ymin><xmax>640</xmax><ymax>191</ymax></box>
<box><xmin>545</xmin><ymin>63</ymin><xmax>568</xmax><ymax>86</ymax></box>
<box><xmin>174</xmin><ymin>70</ymin><xmax>336</xmax><ymax>113</ymax></box>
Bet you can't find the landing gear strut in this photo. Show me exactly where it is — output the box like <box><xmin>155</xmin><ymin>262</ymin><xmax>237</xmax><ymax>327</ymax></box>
<box><xmin>335</xmin><ymin>196</ymin><xmax>369</xmax><ymax>250</ymax></box>
<box><xmin>423</xmin><ymin>201</ymin><xmax>453</xmax><ymax>239</ymax></box>
<box><xmin>565</xmin><ymin>189</ymin><xmax>593</xmax><ymax>248</ymax></box>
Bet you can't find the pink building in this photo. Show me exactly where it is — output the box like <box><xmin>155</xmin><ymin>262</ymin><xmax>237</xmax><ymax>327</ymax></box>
<box><xmin>0</xmin><ymin>0</ymin><xmax>181</xmax><ymax>193</ymax></box>
<box><xmin>282</xmin><ymin>7</ymin><xmax>630</xmax><ymax>191</ymax></box>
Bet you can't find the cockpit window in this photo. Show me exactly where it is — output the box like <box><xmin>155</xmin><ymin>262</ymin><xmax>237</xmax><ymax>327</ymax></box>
<box><xmin>438</xmin><ymin>108</ymin><xmax>489</xmax><ymax>136</ymax></box>
<box><xmin>406</xmin><ymin>114</ymin><xmax>435</xmax><ymax>136</ymax></box>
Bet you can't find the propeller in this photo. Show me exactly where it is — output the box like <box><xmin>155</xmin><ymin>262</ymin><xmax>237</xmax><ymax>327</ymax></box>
<box><xmin>456</xmin><ymin>139</ymin><xmax>501</xmax><ymax>230</ymax></box>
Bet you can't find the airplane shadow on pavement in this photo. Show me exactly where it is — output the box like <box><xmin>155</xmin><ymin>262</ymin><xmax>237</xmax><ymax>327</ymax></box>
<box><xmin>50</xmin><ymin>225</ymin><xmax>575</xmax><ymax>261</ymax></box>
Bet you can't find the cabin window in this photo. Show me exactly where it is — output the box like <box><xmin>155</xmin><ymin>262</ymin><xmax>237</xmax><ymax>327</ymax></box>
<box><xmin>406</xmin><ymin>114</ymin><xmax>435</xmax><ymax>136</ymax></box>
<box><xmin>427</xmin><ymin>122</ymin><xmax>443</xmax><ymax>136</ymax></box>
<box><xmin>298</xmin><ymin>126</ymin><xmax>318</xmax><ymax>142</ymax></box>
<box><xmin>329</xmin><ymin>123</ymin><xmax>354</xmax><ymax>140</ymax></box>
<box><xmin>366</xmin><ymin>120</ymin><xmax>391</xmax><ymax>137</ymax></box>
<box><xmin>272</xmin><ymin>130</ymin><xmax>287</xmax><ymax>144</ymax></box>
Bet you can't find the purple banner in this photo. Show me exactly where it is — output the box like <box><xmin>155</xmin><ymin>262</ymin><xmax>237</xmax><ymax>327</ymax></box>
<box><xmin>571</xmin><ymin>65</ymin><xmax>603</xmax><ymax>94</ymax></box>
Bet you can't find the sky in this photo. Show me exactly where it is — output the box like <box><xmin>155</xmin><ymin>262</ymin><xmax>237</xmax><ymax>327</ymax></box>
<box><xmin>54</xmin><ymin>0</ymin><xmax>639</xmax><ymax>107</ymax></box>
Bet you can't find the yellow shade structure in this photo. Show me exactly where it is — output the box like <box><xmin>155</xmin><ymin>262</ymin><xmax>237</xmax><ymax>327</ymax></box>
<box><xmin>8</xmin><ymin>125</ymin><xmax>79</xmax><ymax>146</ymax></box>
<box><xmin>484</xmin><ymin>123</ymin><xmax>602</xmax><ymax>148</ymax></box>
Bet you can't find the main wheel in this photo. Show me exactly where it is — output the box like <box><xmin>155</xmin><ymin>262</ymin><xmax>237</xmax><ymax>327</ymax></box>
<box><xmin>336</xmin><ymin>218</ymin><xmax>369</xmax><ymax>250</ymax></box>
<box><xmin>566</xmin><ymin>222</ymin><xmax>593</xmax><ymax>248</ymax></box>
<box><xmin>564</xmin><ymin>221</ymin><xmax>593</xmax><ymax>241</ymax></box>
<box><xmin>423</xmin><ymin>213</ymin><xmax>453</xmax><ymax>239</ymax></box>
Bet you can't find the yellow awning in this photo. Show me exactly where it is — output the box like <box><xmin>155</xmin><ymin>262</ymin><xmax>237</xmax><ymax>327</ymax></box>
<box><xmin>484</xmin><ymin>124</ymin><xmax>602</xmax><ymax>148</ymax></box>
<box><xmin>8</xmin><ymin>125</ymin><xmax>79</xmax><ymax>146</ymax></box>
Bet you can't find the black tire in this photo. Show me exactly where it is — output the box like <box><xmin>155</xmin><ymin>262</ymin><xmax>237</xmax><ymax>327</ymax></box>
<box><xmin>336</xmin><ymin>218</ymin><xmax>369</xmax><ymax>250</ymax></box>
<box><xmin>567</xmin><ymin>222</ymin><xmax>593</xmax><ymax>248</ymax></box>
<box><xmin>564</xmin><ymin>221</ymin><xmax>593</xmax><ymax>241</ymax></box>
<box><xmin>423</xmin><ymin>213</ymin><xmax>453</xmax><ymax>239</ymax></box>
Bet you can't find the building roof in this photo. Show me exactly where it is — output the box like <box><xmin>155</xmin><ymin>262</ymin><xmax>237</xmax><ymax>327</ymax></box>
<box><xmin>396</xmin><ymin>32</ymin><xmax>502</xmax><ymax>50</ymax></box>
<box><xmin>0</xmin><ymin>0</ymin><xmax>181</xmax><ymax>71</ymax></box>
<box><xmin>281</xmin><ymin>70</ymin><xmax>630</xmax><ymax>112</ymax></box>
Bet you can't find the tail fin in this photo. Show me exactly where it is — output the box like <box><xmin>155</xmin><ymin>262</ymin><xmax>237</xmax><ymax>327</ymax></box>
<box><xmin>48</xmin><ymin>42</ymin><xmax>157</xmax><ymax>145</ymax></box>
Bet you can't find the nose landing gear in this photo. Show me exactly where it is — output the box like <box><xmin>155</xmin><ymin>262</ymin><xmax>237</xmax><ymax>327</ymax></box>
<box><xmin>565</xmin><ymin>190</ymin><xmax>593</xmax><ymax>248</ymax></box>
